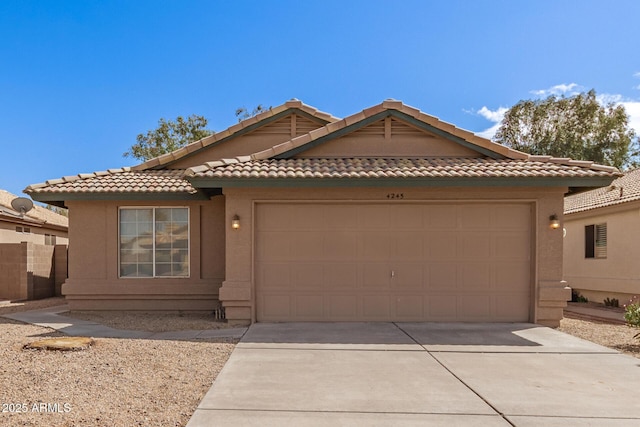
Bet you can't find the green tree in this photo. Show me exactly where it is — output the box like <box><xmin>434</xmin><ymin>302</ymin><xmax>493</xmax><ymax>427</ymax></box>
<box><xmin>123</xmin><ymin>115</ymin><xmax>212</xmax><ymax>161</ymax></box>
<box><xmin>494</xmin><ymin>90</ymin><xmax>639</xmax><ymax>169</ymax></box>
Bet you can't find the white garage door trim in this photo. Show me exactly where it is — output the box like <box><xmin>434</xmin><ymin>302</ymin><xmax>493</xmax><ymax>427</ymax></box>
<box><xmin>254</xmin><ymin>201</ymin><xmax>534</xmax><ymax>322</ymax></box>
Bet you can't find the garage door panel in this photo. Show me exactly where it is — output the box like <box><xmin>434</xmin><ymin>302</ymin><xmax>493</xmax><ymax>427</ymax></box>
<box><xmin>394</xmin><ymin>295</ymin><xmax>425</xmax><ymax>319</ymax></box>
<box><xmin>459</xmin><ymin>233</ymin><xmax>492</xmax><ymax>259</ymax></box>
<box><xmin>391</xmin><ymin>205</ymin><xmax>425</xmax><ymax>228</ymax></box>
<box><xmin>323</xmin><ymin>232</ymin><xmax>357</xmax><ymax>260</ymax></box>
<box><xmin>459</xmin><ymin>205</ymin><xmax>491</xmax><ymax>229</ymax></box>
<box><xmin>494</xmin><ymin>234</ymin><xmax>530</xmax><ymax>259</ymax></box>
<box><xmin>328</xmin><ymin>295</ymin><xmax>357</xmax><ymax>319</ymax></box>
<box><xmin>324</xmin><ymin>264</ymin><xmax>358</xmax><ymax>289</ymax></box>
<box><xmin>459</xmin><ymin>295</ymin><xmax>492</xmax><ymax>319</ymax></box>
<box><xmin>392</xmin><ymin>264</ymin><xmax>424</xmax><ymax>289</ymax></box>
<box><xmin>429</xmin><ymin>295</ymin><xmax>457</xmax><ymax>318</ymax></box>
<box><xmin>358</xmin><ymin>232</ymin><xmax>391</xmax><ymax>260</ymax></box>
<box><xmin>493</xmin><ymin>205</ymin><xmax>531</xmax><ymax>229</ymax></box>
<box><xmin>257</xmin><ymin>232</ymin><xmax>290</xmax><ymax>260</ymax></box>
<box><xmin>291</xmin><ymin>264</ymin><xmax>324</xmax><ymax>288</ymax></box>
<box><xmin>358</xmin><ymin>205</ymin><xmax>390</xmax><ymax>228</ymax></box>
<box><xmin>428</xmin><ymin>263</ymin><xmax>456</xmax><ymax>290</ymax></box>
<box><xmin>428</xmin><ymin>205</ymin><xmax>457</xmax><ymax>228</ymax></box>
<box><xmin>459</xmin><ymin>263</ymin><xmax>491</xmax><ymax>290</ymax></box>
<box><xmin>393</xmin><ymin>232</ymin><xmax>424</xmax><ymax>260</ymax></box>
<box><xmin>261</xmin><ymin>294</ymin><xmax>291</xmax><ymax>318</ymax></box>
<box><xmin>290</xmin><ymin>233</ymin><xmax>325</xmax><ymax>260</ymax></box>
<box><xmin>495</xmin><ymin>262</ymin><xmax>530</xmax><ymax>290</ymax></box>
<box><xmin>323</xmin><ymin>205</ymin><xmax>358</xmax><ymax>229</ymax></box>
<box><xmin>294</xmin><ymin>295</ymin><xmax>324</xmax><ymax>318</ymax></box>
<box><xmin>426</xmin><ymin>232</ymin><xmax>457</xmax><ymax>260</ymax></box>
<box><xmin>259</xmin><ymin>263</ymin><xmax>290</xmax><ymax>290</ymax></box>
<box><xmin>362</xmin><ymin>295</ymin><xmax>390</xmax><ymax>319</ymax></box>
<box><xmin>361</xmin><ymin>263</ymin><xmax>391</xmax><ymax>289</ymax></box>
<box><xmin>256</xmin><ymin>202</ymin><xmax>531</xmax><ymax>322</ymax></box>
<box><xmin>495</xmin><ymin>294</ymin><xmax>530</xmax><ymax>320</ymax></box>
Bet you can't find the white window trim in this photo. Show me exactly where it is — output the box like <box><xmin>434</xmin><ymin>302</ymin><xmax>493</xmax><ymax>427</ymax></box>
<box><xmin>118</xmin><ymin>206</ymin><xmax>190</xmax><ymax>279</ymax></box>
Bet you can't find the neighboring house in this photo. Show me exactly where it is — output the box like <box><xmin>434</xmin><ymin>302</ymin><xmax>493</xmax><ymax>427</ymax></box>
<box><xmin>25</xmin><ymin>99</ymin><xmax>619</xmax><ymax>327</ymax></box>
<box><xmin>564</xmin><ymin>168</ymin><xmax>640</xmax><ymax>304</ymax></box>
<box><xmin>0</xmin><ymin>189</ymin><xmax>68</xmax><ymax>245</ymax></box>
<box><xmin>0</xmin><ymin>189</ymin><xmax>69</xmax><ymax>300</ymax></box>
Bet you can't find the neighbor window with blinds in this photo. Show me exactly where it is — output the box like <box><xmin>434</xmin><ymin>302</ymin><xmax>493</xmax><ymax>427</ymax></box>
<box><xmin>119</xmin><ymin>208</ymin><xmax>189</xmax><ymax>278</ymax></box>
<box><xmin>585</xmin><ymin>223</ymin><xmax>607</xmax><ymax>259</ymax></box>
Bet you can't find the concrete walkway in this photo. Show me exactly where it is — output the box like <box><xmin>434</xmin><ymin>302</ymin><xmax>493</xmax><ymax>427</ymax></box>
<box><xmin>1</xmin><ymin>305</ymin><xmax>247</xmax><ymax>340</ymax></box>
<box><xmin>188</xmin><ymin>322</ymin><xmax>640</xmax><ymax>426</ymax></box>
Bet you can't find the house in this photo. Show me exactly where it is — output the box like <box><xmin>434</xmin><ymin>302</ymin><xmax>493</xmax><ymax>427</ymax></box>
<box><xmin>0</xmin><ymin>189</ymin><xmax>69</xmax><ymax>300</ymax></box>
<box><xmin>0</xmin><ymin>189</ymin><xmax>68</xmax><ymax>245</ymax></box>
<box><xmin>563</xmin><ymin>168</ymin><xmax>640</xmax><ymax>304</ymax></box>
<box><xmin>25</xmin><ymin>99</ymin><xmax>619</xmax><ymax>327</ymax></box>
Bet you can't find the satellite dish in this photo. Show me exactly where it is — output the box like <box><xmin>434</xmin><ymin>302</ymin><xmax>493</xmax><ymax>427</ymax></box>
<box><xmin>11</xmin><ymin>197</ymin><xmax>34</xmax><ymax>217</ymax></box>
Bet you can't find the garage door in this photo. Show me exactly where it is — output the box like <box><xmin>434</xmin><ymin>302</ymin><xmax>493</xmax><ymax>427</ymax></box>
<box><xmin>255</xmin><ymin>202</ymin><xmax>531</xmax><ymax>322</ymax></box>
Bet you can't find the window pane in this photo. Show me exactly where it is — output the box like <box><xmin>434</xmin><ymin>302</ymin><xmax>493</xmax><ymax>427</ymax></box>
<box><xmin>120</xmin><ymin>207</ymin><xmax>189</xmax><ymax>278</ymax></box>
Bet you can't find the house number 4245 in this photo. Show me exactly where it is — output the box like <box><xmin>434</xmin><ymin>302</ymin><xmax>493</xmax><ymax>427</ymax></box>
<box><xmin>386</xmin><ymin>193</ymin><xmax>404</xmax><ymax>199</ymax></box>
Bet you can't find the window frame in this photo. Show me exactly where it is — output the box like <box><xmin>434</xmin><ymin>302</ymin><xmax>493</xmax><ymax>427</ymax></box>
<box><xmin>118</xmin><ymin>206</ymin><xmax>190</xmax><ymax>279</ymax></box>
<box><xmin>585</xmin><ymin>223</ymin><xmax>607</xmax><ymax>259</ymax></box>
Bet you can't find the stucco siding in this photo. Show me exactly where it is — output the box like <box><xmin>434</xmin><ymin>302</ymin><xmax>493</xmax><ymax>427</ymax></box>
<box><xmin>220</xmin><ymin>186</ymin><xmax>568</xmax><ymax>326</ymax></box>
<box><xmin>564</xmin><ymin>202</ymin><xmax>640</xmax><ymax>303</ymax></box>
<box><xmin>62</xmin><ymin>199</ymin><xmax>225</xmax><ymax>310</ymax></box>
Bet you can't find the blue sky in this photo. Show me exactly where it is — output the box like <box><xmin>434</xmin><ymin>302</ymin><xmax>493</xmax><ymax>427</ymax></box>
<box><xmin>2</xmin><ymin>0</ymin><xmax>640</xmax><ymax>198</ymax></box>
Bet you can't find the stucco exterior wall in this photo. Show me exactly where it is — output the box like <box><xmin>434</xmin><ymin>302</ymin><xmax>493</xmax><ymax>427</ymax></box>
<box><xmin>564</xmin><ymin>201</ymin><xmax>640</xmax><ymax>304</ymax></box>
<box><xmin>0</xmin><ymin>221</ymin><xmax>68</xmax><ymax>245</ymax></box>
<box><xmin>62</xmin><ymin>197</ymin><xmax>226</xmax><ymax>310</ymax></box>
<box><xmin>220</xmin><ymin>186</ymin><xmax>568</xmax><ymax>327</ymax></box>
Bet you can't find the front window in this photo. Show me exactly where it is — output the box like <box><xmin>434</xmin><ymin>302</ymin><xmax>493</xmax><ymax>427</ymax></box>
<box><xmin>119</xmin><ymin>207</ymin><xmax>189</xmax><ymax>278</ymax></box>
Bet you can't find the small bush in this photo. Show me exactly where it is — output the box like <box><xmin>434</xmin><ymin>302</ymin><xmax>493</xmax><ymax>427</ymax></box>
<box><xmin>604</xmin><ymin>297</ymin><xmax>619</xmax><ymax>307</ymax></box>
<box><xmin>623</xmin><ymin>296</ymin><xmax>640</xmax><ymax>339</ymax></box>
<box><xmin>571</xmin><ymin>290</ymin><xmax>589</xmax><ymax>303</ymax></box>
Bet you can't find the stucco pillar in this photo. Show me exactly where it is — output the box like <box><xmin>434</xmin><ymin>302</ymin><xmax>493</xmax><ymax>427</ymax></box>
<box><xmin>536</xmin><ymin>191</ymin><xmax>571</xmax><ymax>327</ymax></box>
<box><xmin>219</xmin><ymin>191</ymin><xmax>253</xmax><ymax>325</ymax></box>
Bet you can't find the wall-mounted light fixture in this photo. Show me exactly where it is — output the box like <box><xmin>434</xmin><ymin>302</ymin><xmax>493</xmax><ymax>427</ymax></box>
<box><xmin>231</xmin><ymin>214</ymin><xmax>240</xmax><ymax>230</ymax></box>
<box><xmin>549</xmin><ymin>214</ymin><xmax>560</xmax><ymax>229</ymax></box>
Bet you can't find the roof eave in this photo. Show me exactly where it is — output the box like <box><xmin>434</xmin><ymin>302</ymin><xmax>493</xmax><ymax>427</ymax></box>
<box><xmin>187</xmin><ymin>176</ymin><xmax>616</xmax><ymax>189</ymax></box>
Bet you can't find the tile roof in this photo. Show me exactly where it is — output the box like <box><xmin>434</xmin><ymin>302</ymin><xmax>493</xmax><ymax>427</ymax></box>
<box><xmin>0</xmin><ymin>189</ymin><xmax>68</xmax><ymax>228</ymax></box>
<box><xmin>186</xmin><ymin>157</ymin><xmax>620</xmax><ymax>181</ymax></box>
<box><xmin>133</xmin><ymin>99</ymin><xmax>338</xmax><ymax>171</ymax></box>
<box><xmin>25</xmin><ymin>168</ymin><xmax>197</xmax><ymax>195</ymax></box>
<box><xmin>564</xmin><ymin>168</ymin><xmax>640</xmax><ymax>214</ymax></box>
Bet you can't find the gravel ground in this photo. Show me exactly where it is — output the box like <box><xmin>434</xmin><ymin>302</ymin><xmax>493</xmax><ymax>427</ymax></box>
<box><xmin>2</xmin><ymin>298</ymin><xmax>640</xmax><ymax>426</ymax></box>
<box><xmin>0</xmin><ymin>298</ymin><xmax>237</xmax><ymax>427</ymax></box>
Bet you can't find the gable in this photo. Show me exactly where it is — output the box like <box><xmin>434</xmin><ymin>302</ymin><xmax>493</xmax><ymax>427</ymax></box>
<box><xmin>295</xmin><ymin>116</ymin><xmax>482</xmax><ymax>158</ymax></box>
<box><xmin>168</xmin><ymin>113</ymin><xmax>329</xmax><ymax>169</ymax></box>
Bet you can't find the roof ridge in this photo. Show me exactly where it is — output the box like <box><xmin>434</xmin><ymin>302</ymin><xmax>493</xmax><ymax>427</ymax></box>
<box><xmin>133</xmin><ymin>100</ymin><xmax>339</xmax><ymax>171</ymax></box>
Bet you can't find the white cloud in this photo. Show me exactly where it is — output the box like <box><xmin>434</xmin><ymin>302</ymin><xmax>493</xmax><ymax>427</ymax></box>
<box><xmin>473</xmin><ymin>106</ymin><xmax>507</xmax><ymax>140</ymax></box>
<box><xmin>477</xmin><ymin>106</ymin><xmax>508</xmax><ymax>123</ymax></box>
<box><xmin>634</xmin><ymin>71</ymin><xmax>640</xmax><ymax>79</ymax></box>
<box><xmin>530</xmin><ymin>83</ymin><xmax>581</xmax><ymax>97</ymax></box>
<box><xmin>620</xmin><ymin>100</ymin><xmax>640</xmax><ymax>136</ymax></box>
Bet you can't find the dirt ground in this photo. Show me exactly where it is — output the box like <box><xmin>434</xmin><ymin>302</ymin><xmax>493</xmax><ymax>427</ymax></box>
<box><xmin>1</xmin><ymin>297</ymin><xmax>639</xmax><ymax>426</ymax></box>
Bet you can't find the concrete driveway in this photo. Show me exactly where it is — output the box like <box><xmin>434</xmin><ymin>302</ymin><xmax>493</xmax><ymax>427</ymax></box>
<box><xmin>187</xmin><ymin>323</ymin><xmax>640</xmax><ymax>426</ymax></box>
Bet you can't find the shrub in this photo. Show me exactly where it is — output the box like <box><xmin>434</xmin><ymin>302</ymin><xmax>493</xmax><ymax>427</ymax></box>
<box><xmin>623</xmin><ymin>296</ymin><xmax>640</xmax><ymax>338</ymax></box>
<box><xmin>604</xmin><ymin>297</ymin><xmax>619</xmax><ymax>307</ymax></box>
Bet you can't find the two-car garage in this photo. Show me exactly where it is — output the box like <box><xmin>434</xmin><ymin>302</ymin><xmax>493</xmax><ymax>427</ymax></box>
<box><xmin>255</xmin><ymin>202</ymin><xmax>532</xmax><ymax>322</ymax></box>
